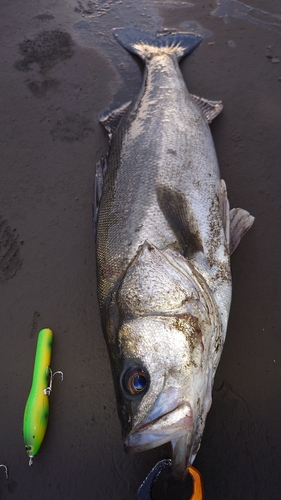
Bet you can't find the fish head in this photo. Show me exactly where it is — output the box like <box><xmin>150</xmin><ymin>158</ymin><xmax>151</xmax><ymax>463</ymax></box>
<box><xmin>108</xmin><ymin>242</ymin><xmax>221</xmax><ymax>478</ymax></box>
<box><xmin>117</xmin><ymin>314</ymin><xmax>210</xmax><ymax>478</ymax></box>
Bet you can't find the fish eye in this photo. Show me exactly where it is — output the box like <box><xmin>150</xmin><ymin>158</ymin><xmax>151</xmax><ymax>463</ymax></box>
<box><xmin>123</xmin><ymin>367</ymin><xmax>149</xmax><ymax>396</ymax></box>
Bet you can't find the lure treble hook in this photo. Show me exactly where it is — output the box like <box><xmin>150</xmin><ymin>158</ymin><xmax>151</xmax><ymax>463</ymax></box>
<box><xmin>137</xmin><ymin>459</ymin><xmax>203</xmax><ymax>500</ymax></box>
<box><xmin>44</xmin><ymin>368</ymin><xmax>64</xmax><ymax>396</ymax></box>
<box><xmin>0</xmin><ymin>464</ymin><xmax>8</xmax><ymax>480</ymax></box>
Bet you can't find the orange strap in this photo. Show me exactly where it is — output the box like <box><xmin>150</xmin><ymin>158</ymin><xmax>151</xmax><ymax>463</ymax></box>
<box><xmin>188</xmin><ymin>466</ymin><xmax>203</xmax><ymax>500</ymax></box>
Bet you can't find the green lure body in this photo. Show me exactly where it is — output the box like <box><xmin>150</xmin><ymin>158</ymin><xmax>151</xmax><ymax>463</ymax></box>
<box><xmin>23</xmin><ymin>328</ymin><xmax>53</xmax><ymax>463</ymax></box>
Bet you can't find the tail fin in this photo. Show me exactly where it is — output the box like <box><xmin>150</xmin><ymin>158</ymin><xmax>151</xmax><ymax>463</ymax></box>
<box><xmin>113</xmin><ymin>28</ymin><xmax>202</xmax><ymax>61</ymax></box>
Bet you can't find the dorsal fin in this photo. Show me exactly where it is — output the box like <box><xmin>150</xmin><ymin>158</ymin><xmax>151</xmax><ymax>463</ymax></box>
<box><xmin>190</xmin><ymin>94</ymin><xmax>223</xmax><ymax>123</ymax></box>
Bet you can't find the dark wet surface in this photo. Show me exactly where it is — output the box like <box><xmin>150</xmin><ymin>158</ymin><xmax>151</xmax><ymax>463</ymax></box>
<box><xmin>1</xmin><ymin>0</ymin><xmax>281</xmax><ymax>498</ymax></box>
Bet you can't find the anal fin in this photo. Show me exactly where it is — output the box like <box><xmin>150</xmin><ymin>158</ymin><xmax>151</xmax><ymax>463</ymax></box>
<box><xmin>191</xmin><ymin>94</ymin><xmax>223</xmax><ymax>123</ymax></box>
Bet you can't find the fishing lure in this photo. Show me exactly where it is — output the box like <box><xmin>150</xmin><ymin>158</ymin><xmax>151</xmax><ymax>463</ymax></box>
<box><xmin>23</xmin><ymin>328</ymin><xmax>62</xmax><ymax>465</ymax></box>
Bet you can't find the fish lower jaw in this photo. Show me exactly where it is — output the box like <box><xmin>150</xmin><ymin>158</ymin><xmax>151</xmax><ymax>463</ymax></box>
<box><xmin>124</xmin><ymin>402</ymin><xmax>193</xmax><ymax>453</ymax></box>
<box><xmin>171</xmin><ymin>433</ymin><xmax>202</xmax><ymax>480</ymax></box>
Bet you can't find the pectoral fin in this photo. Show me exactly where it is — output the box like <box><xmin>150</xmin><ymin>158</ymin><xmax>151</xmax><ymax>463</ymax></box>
<box><xmin>229</xmin><ymin>208</ymin><xmax>255</xmax><ymax>254</ymax></box>
<box><xmin>191</xmin><ymin>94</ymin><xmax>223</xmax><ymax>123</ymax></box>
<box><xmin>156</xmin><ymin>184</ymin><xmax>203</xmax><ymax>258</ymax></box>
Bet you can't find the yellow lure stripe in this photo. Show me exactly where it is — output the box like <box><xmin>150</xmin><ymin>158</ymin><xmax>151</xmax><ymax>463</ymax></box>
<box><xmin>23</xmin><ymin>328</ymin><xmax>53</xmax><ymax>464</ymax></box>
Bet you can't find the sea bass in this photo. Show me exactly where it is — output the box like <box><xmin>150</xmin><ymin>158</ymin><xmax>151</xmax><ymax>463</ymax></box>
<box><xmin>95</xmin><ymin>28</ymin><xmax>254</xmax><ymax>479</ymax></box>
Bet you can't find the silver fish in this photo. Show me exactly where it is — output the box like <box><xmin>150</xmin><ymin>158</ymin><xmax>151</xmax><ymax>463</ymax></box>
<box><xmin>95</xmin><ymin>28</ymin><xmax>254</xmax><ymax>479</ymax></box>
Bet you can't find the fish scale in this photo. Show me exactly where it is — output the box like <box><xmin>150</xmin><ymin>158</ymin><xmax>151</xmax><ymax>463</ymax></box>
<box><xmin>98</xmin><ymin>55</ymin><xmax>225</xmax><ymax>305</ymax></box>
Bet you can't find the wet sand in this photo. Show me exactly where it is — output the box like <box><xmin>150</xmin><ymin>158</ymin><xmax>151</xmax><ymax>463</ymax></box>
<box><xmin>1</xmin><ymin>0</ymin><xmax>281</xmax><ymax>498</ymax></box>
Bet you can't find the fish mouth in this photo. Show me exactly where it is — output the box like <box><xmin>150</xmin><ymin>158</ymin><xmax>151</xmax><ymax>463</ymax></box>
<box><xmin>124</xmin><ymin>400</ymin><xmax>193</xmax><ymax>453</ymax></box>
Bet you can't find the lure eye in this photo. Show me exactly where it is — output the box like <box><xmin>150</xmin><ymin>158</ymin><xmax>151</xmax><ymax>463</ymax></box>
<box><xmin>123</xmin><ymin>368</ymin><xmax>149</xmax><ymax>395</ymax></box>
